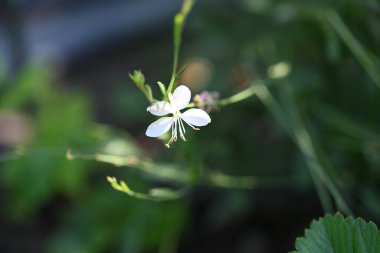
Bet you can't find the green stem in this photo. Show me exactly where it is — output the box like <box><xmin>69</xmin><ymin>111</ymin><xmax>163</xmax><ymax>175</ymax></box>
<box><xmin>218</xmin><ymin>84</ymin><xmax>260</xmax><ymax>107</ymax></box>
<box><xmin>187</xmin><ymin>81</ymin><xmax>263</xmax><ymax>109</ymax></box>
<box><xmin>68</xmin><ymin>150</ymin><xmax>294</xmax><ymax>190</ymax></box>
<box><xmin>167</xmin><ymin>0</ymin><xmax>195</xmax><ymax>94</ymax></box>
<box><xmin>325</xmin><ymin>10</ymin><xmax>380</xmax><ymax>89</ymax></box>
<box><xmin>107</xmin><ymin>176</ymin><xmax>186</xmax><ymax>201</ymax></box>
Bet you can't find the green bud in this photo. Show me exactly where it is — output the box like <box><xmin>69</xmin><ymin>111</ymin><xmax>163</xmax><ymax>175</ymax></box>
<box><xmin>157</xmin><ymin>81</ymin><xmax>167</xmax><ymax>96</ymax></box>
<box><xmin>129</xmin><ymin>70</ymin><xmax>145</xmax><ymax>88</ymax></box>
<box><xmin>144</xmin><ymin>84</ymin><xmax>153</xmax><ymax>103</ymax></box>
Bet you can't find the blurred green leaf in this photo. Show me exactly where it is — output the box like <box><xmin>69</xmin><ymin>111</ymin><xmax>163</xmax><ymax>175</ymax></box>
<box><xmin>47</xmin><ymin>185</ymin><xmax>187</xmax><ymax>253</ymax></box>
<box><xmin>0</xmin><ymin>66</ymin><xmax>50</xmax><ymax>109</ymax></box>
<box><xmin>1</xmin><ymin>69</ymin><xmax>97</xmax><ymax>218</ymax></box>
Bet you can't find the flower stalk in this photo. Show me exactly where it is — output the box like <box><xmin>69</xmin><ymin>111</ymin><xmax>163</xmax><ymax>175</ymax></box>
<box><xmin>167</xmin><ymin>0</ymin><xmax>195</xmax><ymax>95</ymax></box>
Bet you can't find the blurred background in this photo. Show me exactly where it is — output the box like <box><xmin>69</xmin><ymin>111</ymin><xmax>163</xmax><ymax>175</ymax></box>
<box><xmin>1</xmin><ymin>0</ymin><xmax>380</xmax><ymax>252</ymax></box>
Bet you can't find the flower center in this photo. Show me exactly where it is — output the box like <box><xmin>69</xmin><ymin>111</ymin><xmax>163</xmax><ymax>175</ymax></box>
<box><xmin>173</xmin><ymin>110</ymin><xmax>181</xmax><ymax>118</ymax></box>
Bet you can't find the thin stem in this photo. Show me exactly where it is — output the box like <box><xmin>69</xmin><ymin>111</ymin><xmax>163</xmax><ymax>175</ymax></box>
<box><xmin>167</xmin><ymin>0</ymin><xmax>195</xmax><ymax>95</ymax></box>
<box><xmin>187</xmin><ymin>81</ymin><xmax>264</xmax><ymax>109</ymax></box>
<box><xmin>218</xmin><ymin>84</ymin><xmax>260</xmax><ymax>107</ymax></box>
<box><xmin>107</xmin><ymin>176</ymin><xmax>187</xmax><ymax>201</ymax></box>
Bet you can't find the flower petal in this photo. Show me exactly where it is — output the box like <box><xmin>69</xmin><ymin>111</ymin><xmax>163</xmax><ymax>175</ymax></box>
<box><xmin>146</xmin><ymin>117</ymin><xmax>175</xmax><ymax>137</ymax></box>
<box><xmin>181</xmin><ymin>109</ymin><xmax>211</xmax><ymax>127</ymax></box>
<box><xmin>171</xmin><ymin>85</ymin><xmax>191</xmax><ymax>110</ymax></box>
<box><xmin>147</xmin><ymin>101</ymin><xmax>173</xmax><ymax>116</ymax></box>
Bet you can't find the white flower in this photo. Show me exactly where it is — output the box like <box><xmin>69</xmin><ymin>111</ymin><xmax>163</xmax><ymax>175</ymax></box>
<box><xmin>146</xmin><ymin>85</ymin><xmax>211</xmax><ymax>146</ymax></box>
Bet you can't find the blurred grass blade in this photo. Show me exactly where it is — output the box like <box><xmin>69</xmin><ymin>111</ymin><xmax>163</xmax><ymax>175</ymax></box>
<box><xmin>325</xmin><ymin>10</ymin><xmax>380</xmax><ymax>90</ymax></box>
<box><xmin>254</xmin><ymin>82</ymin><xmax>352</xmax><ymax>215</ymax></box>
<box><xmin>313</xmin><ymin>102</ymin><xmax>380</xmax><ymax>141</ymax></box>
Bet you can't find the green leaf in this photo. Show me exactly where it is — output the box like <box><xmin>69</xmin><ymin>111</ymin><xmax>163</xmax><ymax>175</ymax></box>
<box><xmin>0</xmin><ymin>66</ymin><xmax>51</xmax><ymax>109</ymax></box>
<box><xmin>175</xmin><ymin>64</ymin><xmax>188</xmax><ymax>79</ymax></box>
<box><xmin>293</xmin><ymin>213</ymin><xmax>380</xmax><ymax>253</ymax></box>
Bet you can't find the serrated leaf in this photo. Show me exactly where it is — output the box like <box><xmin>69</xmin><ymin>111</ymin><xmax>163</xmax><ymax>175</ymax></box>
<box><xmin>293</xmin><ymin>213</ymin><xmax>380</xmax><ymax>253</ymax></box>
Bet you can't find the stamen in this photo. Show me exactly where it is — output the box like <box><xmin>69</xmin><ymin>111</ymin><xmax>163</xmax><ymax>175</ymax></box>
<box><xmin>178</xmin><ymin>119</ymin><xmax>186</xmax><ymax>141</ymax></box>
<box><xmin>179</xmin><ymin>119</ymin><xmax>186</xmax><ymax>134</ymax></box>
<box><xmin>166</xmin><ymin>119</ymin><xmax>179</xmax><ymax>148</ymax></box>
<box><xmin>183</xmin><ymin>120</ymin><xmax>200</xmax><ymax>130</ymax></box>
<box><xmin>174</xmin><ymin>120</ymin><xmax>178</xmax><ymax>141</ymax></box>
<box><xmin>171</xmin><ymin>119</ymin><xmax>175</xmax><ymax>136</ymax></box>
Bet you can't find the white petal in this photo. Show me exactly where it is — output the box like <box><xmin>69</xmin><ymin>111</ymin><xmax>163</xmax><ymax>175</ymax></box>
<box><xmin>147</xmin><ymin>101</ymin><xmax>173</xmax><ymax>116</ymax></box>
<box><xmin>146</xmin><ymin>117</ymin><xmax>175</xmax><ymax>137</ymax></box>
<box><xmin>181</xmin><ymin>109</ymin><xmax>211</xmax><ymax>127</ymax></box>
<box><xmin>172</xmin><ymin>85</ymin><xmax>191</xmax><ymax>110</ymax></box>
